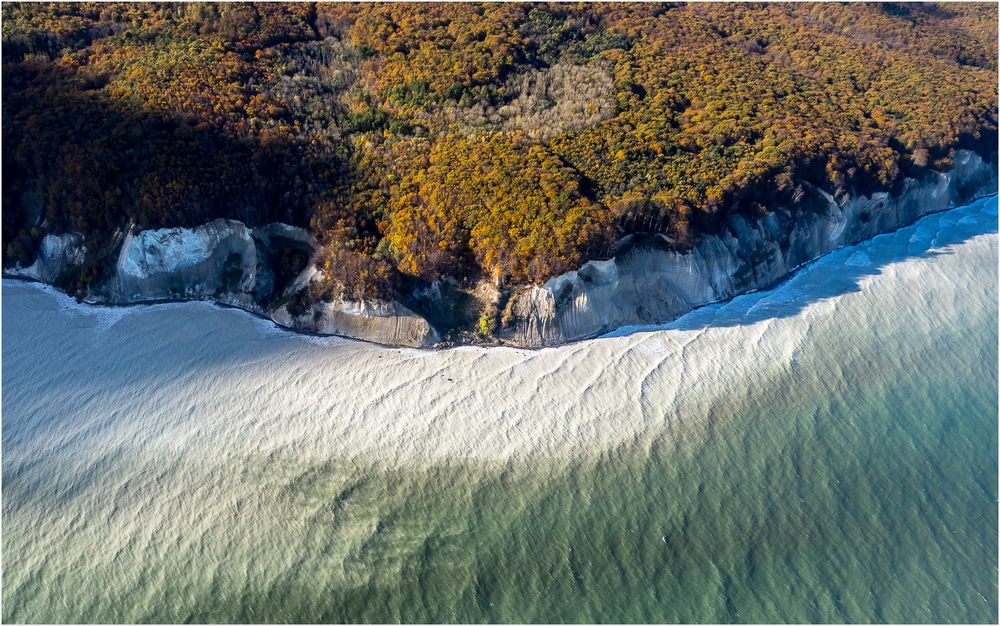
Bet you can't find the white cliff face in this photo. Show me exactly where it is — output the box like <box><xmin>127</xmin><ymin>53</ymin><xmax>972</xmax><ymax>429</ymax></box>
<box><xmin>11</xmin><ymin>233</ymin><xmax>86</xmax><ymax>283</ymax></box>
<box><xmin>267</xmin><ymin>258</ymin><xmax>441</xmax><ymax>347</ymax></box>
<box><xmin>271</xmin><ymin>297</ymin><xmax>440</xmax><ymax>347</ymax></box>
<box><xmin>115</xmin><ymin>219</ymin><xmax>259</xmax><ymax>305</ymax></box>
<box><xmin>107</xmin><ymin>218</ymin><xmax>438</xmax><ymax>347</ymax></box>
<box><xmin>501</xmin><ymin>150</ymin><xmax>999</xmax><ymax>347</ymax></box>
<box><xmin>6</xmin><ymin>151</ymin><xmax>995</xmax><ymax>349</ymax></box>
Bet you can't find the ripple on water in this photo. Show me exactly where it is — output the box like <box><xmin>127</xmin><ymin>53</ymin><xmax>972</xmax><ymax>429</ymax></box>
<box><xmin>2</xmin><ymin>197</ymin><xmax>997</xmax><ymax>622</ymax></box>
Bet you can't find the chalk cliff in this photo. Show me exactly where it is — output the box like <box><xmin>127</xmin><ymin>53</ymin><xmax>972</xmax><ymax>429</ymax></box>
<box><xmin>9</xmin><ymin>233</ymin><xmax>86</xmax><ymax>284</ymax></box>
<box><xmin>272</xmin><ymin>299</ymin><xmax>440</xmax><ymax>347</ymax></box>
<box><xmin>6</xmin><ymin>151</ymin><xmax>996</xmax><ymax>349</ymax></box>
<box><xmin>499</xmin><ymin>150</ymin><xmax>998</xmax><ymax>346</ymax></box>
<box><xmin>112</xmin><ymin>219</ymin><xmax>259</xmax><ymax>307</ymax></box>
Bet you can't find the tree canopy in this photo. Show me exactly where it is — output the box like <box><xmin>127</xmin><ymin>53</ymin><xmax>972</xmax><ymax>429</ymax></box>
<box><xmin>3</xmin><ymin>2</ymin><xmax>996</xmax><ymax>296</ymax></box>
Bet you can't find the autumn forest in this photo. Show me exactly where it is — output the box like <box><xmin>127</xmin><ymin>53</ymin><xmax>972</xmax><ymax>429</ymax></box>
<box><xmin>3</xmin><ymin>2</ymin><xmax>997</xmax><ymax>300</ymax></box>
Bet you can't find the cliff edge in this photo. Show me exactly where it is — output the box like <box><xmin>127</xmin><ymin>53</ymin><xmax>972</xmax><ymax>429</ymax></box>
<box><xmin>6</xmin><ymin>150</ymin><xmax>996</xmax><ymax>349</ymax></box>
<box><xmin>499</xmin><ymin>149</ymin><xmax>998</xmax><ymax>347</ymax></box>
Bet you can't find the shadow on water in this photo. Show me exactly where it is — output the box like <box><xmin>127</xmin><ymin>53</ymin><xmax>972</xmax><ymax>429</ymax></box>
<box><xmin>601</xmin><ymin>194</ymin><xmax>999</xmax><ymax>339</ymax></box>
<box><xmin>8</xmin><ymin>192</ymin><xmax>993</xmax><ymax>499</ymax></box>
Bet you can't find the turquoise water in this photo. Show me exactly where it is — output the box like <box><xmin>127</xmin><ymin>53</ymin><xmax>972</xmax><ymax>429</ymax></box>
<box><xmin>3</xmin><ymin>197</ymin><xmax>997</xmax><ymax>622</ymax></box>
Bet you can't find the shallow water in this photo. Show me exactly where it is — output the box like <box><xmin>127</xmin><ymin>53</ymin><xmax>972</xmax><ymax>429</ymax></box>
<box><xmin>3</xmin><ymin>197</ymin><xmax>997</xmax><ymax>623</ymax></box>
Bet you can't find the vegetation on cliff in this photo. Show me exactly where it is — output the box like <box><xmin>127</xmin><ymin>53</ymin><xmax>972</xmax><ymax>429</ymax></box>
<box><xmin>3</xmin><ymin>2</ymin><xmax>997</xmax><ymax>298</ymax></box>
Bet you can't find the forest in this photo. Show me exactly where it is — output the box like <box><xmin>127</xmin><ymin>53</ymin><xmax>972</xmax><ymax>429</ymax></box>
<box><xmin>3</xmin><ymin>2</ymin><xmax>997</xmax><ymax>299</ymax></box>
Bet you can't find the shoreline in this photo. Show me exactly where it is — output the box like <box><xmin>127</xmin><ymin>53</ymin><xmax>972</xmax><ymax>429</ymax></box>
<box><xmin>4</xmin><ymin>191</ymin><xmax>997</xmax><ymax>352</ymax></box>
<box><xmin>2</xmin><ymin>193</ymin><xmax>995</xmax><ymax>466</ymax></box>
<box><xmin>4</xmin><ymin>189</ymin><xmax>996</xmax><ymax>625</ymax></box>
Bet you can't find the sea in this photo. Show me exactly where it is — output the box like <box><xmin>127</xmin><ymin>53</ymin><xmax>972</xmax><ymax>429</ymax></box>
<box><xmin>2</xmin><ymin>195</ymin><xmax>997</xmax><ymax>623</ymax></box>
